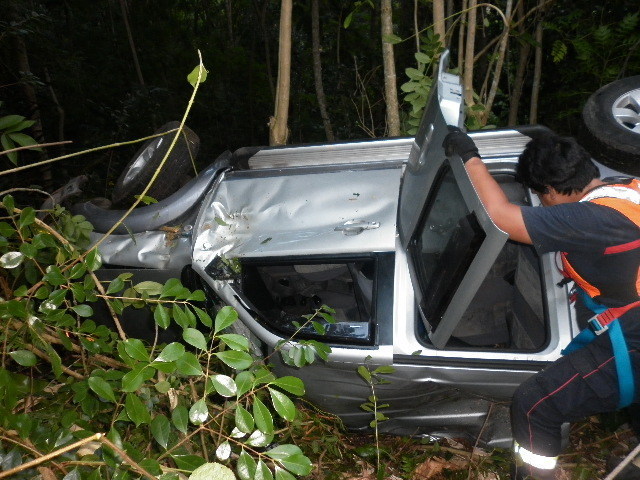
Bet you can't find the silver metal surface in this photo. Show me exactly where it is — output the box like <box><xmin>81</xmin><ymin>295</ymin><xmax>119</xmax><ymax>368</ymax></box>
<box><xmin>613</xmin><ymin>88</ymin><xmax>640</xmax><ymax>133</ymax></box>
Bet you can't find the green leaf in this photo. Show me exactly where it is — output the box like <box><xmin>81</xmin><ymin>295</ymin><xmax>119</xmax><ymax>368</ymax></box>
<box><xmin>151</xmin><ymin>414</ymin><xmax>171</xmax><ymax>449</ymax></box>
<box><xmin>187</xmin><ymin>290</ymin><xmax>206</xmax><ymax>302</ymax></box>
<box><xmin>237</xmin><ymin>450</ymin><xmax>257</xmax><ymax>480</ymax></box>
<box><xmin>160</xmin><ymin>278</ymin><xmax>184</xmax><ymax>298</ymax></box>
<box><xmin>69</xmin><ymin>263</ymin><xmax>87</xmax><ymax>280</ymax></box>
<box><xmin>211</xmin><ymin>374</ymin><xmax>237</xmax><ymax>397</ymax></box>
<box><xmin>271</xmin><ymin>376</ymin><xmax>305</xmax><ymax>396</ymax></box>
<box><xmin>189</xmin><ymin>398</ymin><xmax>209</xmax><ymax>425</ymax></box>
<box><xmin>382</xmin><ymin>33</ymin><xmax>402</xmax><ymax>44</ymax></box>
<box><xmin>214</xmin><ymin>350</ymin><xmax>253</xmax><ymax>370</ymax></box>
<box><xmin>71</xmin><ymin>304</ymin><xmax>93</xmax><ymax>318</ymax></box>
<box><xmin>134</xmin><ymin>194</ymin><xmax>158</xmax><ymax>205</ymax></box>
<box><xmin>106</xmin><ymin>277</ymin><xmax>125</xmax><ymax>294</ymax></box>
<box><xmin>8</xmin><ymin>133</ymin><xmax>39</xmax><ymax>150</ymax></box>
<box><xmin>154</xmin><ymin>342</ymin><xmax>185</xmax><ymax>362</ymax></box>
<box><xmin>357</xmin><ymin>365</ymin><xmax>372</xmax><ymax>383</ymax></box>
<box><xmin>214</xmin><ymin>306</ymin><xmax>238</xmax><ymax>333</ymax></box>
<box><xmin>121</xmin><ymin>364</ymin><xmax>155</xmax><ymax>392</ymax></box>
<box><xmin>84</xmin><ymin>248</ymin><xmax>102</xmax><ymax>271</ymax></box>
<box><xmin>415</xmin><ymin>52</ymin><xmax>431</xmax><ymax>64</ymax></box>
<box><xmin>88</xmin><ymin>376</ymin><xmax>117</xmax><ymax>403</ymax></box>
<box><xmin>343</xmin><ymin>11</ymin><xmax>354</xmax><ymax>29</ymax></box>
<box><xmin>274</xmin><ymin>467</ymin><xmax>297</xmax><ymax>480</ymax></box>
<box><xmin>172</xmin><ymin>405</ymin><xmax>189</xmax><ymax>434</ymax></box>
<box><xmin>154</xmin><ymin>304</ymin><xmax>171</xmax><ymax>329</ymax></box>
<box><xmin>172</xmin><ymin>455</ymin><xmax>206</xmax><ymax>472</ymax></box>
<box><xmin>278</xmin><ymin>454</ymin><xmax>313</xmax><ymax>476</ymax></box>
<box><xmin>175</xmin><ymin>352</ymin><xmax>203</xmax><ymax>376</ymax></box>
<box><xmin>19</xmin><ymin>242</ymin><xmax>37</xmax><ymax>258</ymax></box>
<box><xmin>189</xmin><ymin>462</ymin><xmax>235</xmax><ymax>480</ymax></box>
<box><xmin>218</xmin><ymin>333</ymin><xmax>249</xmax><ymax>351</ymax></box>
<box><xmin>235</xmin><ymin>371</ymin><xmax>255</xmax><ymax>397</ymax></box>
<box><xmin>0</xmin><ymin>115</ymin><xmax>25</xmax><ymax>130</ymax></box>
<box><xmin>125</xmin><ymin>393</ymin><xmax>151</xmax><ymax>426</ymax></box>
<box><xmin>265</xmin><ymin>444</ymin><xmax>303</xmax><ymax>461</ymax></box>
<box><xmin>43</xmin><ymin>265</ymin><xmax>67</xmax><ymax>286</ymax></box>
<box><xmin>253</xmin><ymin>397</ymin><xmax>274</xmax><ymax>435</ymax></box>
<box><xmin>269</xmin><ymin>388</ymin><xmax>296</xmax><ymax>421</ymax></box>
<box><xmin>235</xmin><ymin>404</ymin><xmax>254</xmax><ymax>433</ymax></box>
<box><xmin>133</xmin><ymin>281</ymin><xmax>163</xmax><ymax>296</ymax></box>
<box><xmin>123</xmin><ymin>338</ymin><xmax>150</xmax><ymax>362</ymax></box>
<box><xmin>256</xmin><ymin>460</ymin><xmax>274</xmax><ymax>480</ymax></box>
<box><xmin>183</xmin><ymin>328</ymin><xmax>208</xmax><ymax>351</ymax></box>
<box><xmin>193</xmin><ymin>306</ymin><xmax>212</xmax><ymax>327</ymax></box>
<box><xmin>9</xmin><ymin>350</ymin><xmax>37</xmax><ymax>367</ymax></box>
<box><xmin>0</xmin><ymin>251</ymin><xmax>24</xmax><ymax>269</ymax></box>
<box><xmin>187</xmin><ymin>65</ymin><xmax>209</xmax><ymax>87</ymax></box>
<box><xmin>1</xmin><ymin>135</ymin><xmax>16</xmax><ymax>165</ymax></box>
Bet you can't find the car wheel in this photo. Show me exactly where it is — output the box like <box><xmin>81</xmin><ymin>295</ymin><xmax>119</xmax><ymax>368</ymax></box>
<box><xmin>581</xmin><ymin>76</ymin><xmax>640</xmax><ymax>175</ymax></box>
<box><xmin>111</xmin><ymin>122</ymin><xmax>199</xmax><ymax>206</ymax></box>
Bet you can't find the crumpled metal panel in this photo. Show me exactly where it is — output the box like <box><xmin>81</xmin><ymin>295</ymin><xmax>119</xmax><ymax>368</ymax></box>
<box><xmin>90</xmin><ymin>231</ymin><xmax>191</xmax><ymax>269</ymax></box>
<box><xmin>193</xmin><ymin>167</ymin><xmax>403</xmax><ymax>268</ymax></box>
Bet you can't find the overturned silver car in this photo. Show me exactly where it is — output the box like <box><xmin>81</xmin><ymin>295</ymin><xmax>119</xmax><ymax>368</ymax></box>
<box><xmin>75</xmin><ymin>53</ymin><xmax>636</xmax><ymax>448</ymax></box>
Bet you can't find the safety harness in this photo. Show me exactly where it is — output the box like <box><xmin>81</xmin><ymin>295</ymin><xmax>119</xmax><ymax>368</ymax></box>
<box><xmin>561</xmin><ymin>179</ymin><xmax>640</xmax><ymax>409</ymax></box>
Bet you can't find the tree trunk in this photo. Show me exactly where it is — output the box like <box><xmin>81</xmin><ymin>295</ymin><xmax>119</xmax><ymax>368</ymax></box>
<box><xmin>119</xmin><ymin>0</ymin><xmax>145</xmax><ymax>85</ymax></box>
<box><xmin>508</xmin><ymin>0</ymin><xmax>531</xmax><ymax>126</ymax></box>
<box><xmin>253</xmin><ymin>0</ymin><xmax>275</xmax><ymax>100</ymax></box>
<box><xmin>268</xmin><ymin>0</ymin><xmax>292</xmax><ymax>146</ymax></box>
<box><xmin>457</xmin><ymin>0</ymin><xmax>467</xmax><ymax>72</ymax></box>
<box><xmin>381</xmin><ymin>0</ymin><xmax>401</xmax><ymax>137</ymax></box>
<box><xmin>432</xmin><ymin>0</ymin><xmax>445</xmax><ymax>47</ymax></box>
<box><xmin>529</xmin><ymin>1</ymin><xmax>545</xmax><ymax>124</ymax></box>
<box><xmin>311</xmin><ymin>0</ymin><xmax>335</xmax><ymax>142</ymax></box>
<box><xmin>414</xmin><ymin>0</ymin><xmax>420</xmax><ymax>53</ymax></box>
<box><xmin>463</xmin><ymin>0</ymin><xmax>478</xmax><ymax>109</ymax></box>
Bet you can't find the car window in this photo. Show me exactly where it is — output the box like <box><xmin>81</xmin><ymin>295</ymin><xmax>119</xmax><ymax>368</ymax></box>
<box><xmin>409</xmin><ymin>161</ymin><xmax>486</xmax><ymax>331</ymax></box>
<box><xmin>240</xmin><ymin>258</ymin><xmax>377</xmax><ymax>345</ymax></box>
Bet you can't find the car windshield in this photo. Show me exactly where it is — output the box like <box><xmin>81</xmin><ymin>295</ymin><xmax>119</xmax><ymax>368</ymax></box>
<box><xmin>410</xmin><ymin>161</ymin><xmax>486</xmax><ymax>331</ymax></box>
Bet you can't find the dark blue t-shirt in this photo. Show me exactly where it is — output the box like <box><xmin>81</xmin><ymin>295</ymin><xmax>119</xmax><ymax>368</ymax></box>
<box><xmin>522</xmin><ymin>201</ymin><xmax>640</xmax><ymax>307</ymax></box>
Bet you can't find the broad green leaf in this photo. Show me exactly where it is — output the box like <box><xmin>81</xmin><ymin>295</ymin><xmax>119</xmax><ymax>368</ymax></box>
<box><xmin>189</xmin><ymin>398</ymin><xmax>208</xmax><ymax>425</ymax></box>
<box><xmin>125</xmin><ymin>393</ymin><xmax>151</xmax><ymax>426</ymax></box>
<box><xmin>155</xmin><ymin>380</ymin><xmax>171</xmax><ymax>393</ymax></box>
<box><xmin>214</xmin><ymin>350</ymin><xmax>252</xmax><ymax>370</ymax></box>
<box><xmin>274</xmin><ymin>466</ymin><xmax>297</xmax><ymax>480</ymax></box>
<box><xmin>8</xmin><ymin>132</ymin><xmax>39</xmax><ymax>149</ymax></box>
<box><xmin>123</xmin><ymin>338</ymin><xmax>150</xmax><ymax>362</ymax></box>
<box><xmin>1</xmin><ymin>135</ymin><xmax>16</xmax><ymax>164</ymax></box>
<box><xmin>43</xmin><ymin>265</ymin><xmax>66</xmax><ymax>286</ymax></box>
<box><xmin>357</xmin><ymin>365</ymin><xmax>372</xmax><ymax>383</ymax></box>
<box><xmin>256</xmin><ymin>460</ymin><xmax>274</xmax><ymax>480</ymax></box>
<box><xmin>69</xmin><ymin>263</ymin><xmax>87</xmax><ymax>280</ymax></box>
<box><xmin>252</xmin><ymin>397</ymin><xmax>274</xmax><ymax>435</ymax></box>
<box><xmin>271</xmin><ymin>376</ymin><xmax>305</xmax><ymax>396</ymax></box>
<box><xmin>134</xmin><ymin>194</ymin><xmax>158</xmax><ymax>205</ymax></box>
<box><xmin>84</xmin><ymin>248</ymin><xmax>102</xmax><ymax>271</ymax></box>
<box><xmin>382</xmin><ymin>33</ymin><xmax>402</xmax><ymax>44</ymax></box>
<box><xmin>0</xmin><ymin>115</ymin><xmax>24</xmax><ymax>130</ymax></box>
<box><xmin>415</xmin><ymin>52</ymin><xmax>431</xmax><ymax>64</ymax></box>
<box><xmin>278</xmin><ymin>453</ymin><xmax>313</xmax><ymax>476</ymax></box>
<box><xmin>235</xmin><ymin>371</ymin><xmax>255</xmax><ymax>397</ymax></box>
<box><xmin>151</xmin><ymin>414</ymin><xmax>171</xmax><ymax>449</ymax></box>
<box><xmin>175</xmin><ymin>352</ymin><xmax>203</xmax><ymax>376</ymax></box>
<box><xmin>187</xmin><ymin>65</ymin><xmax>208</xmax><ymax>87</ymax></box>
<box><xmin>173</xmin><ymin>304</ymin><xmax>190</xmax><ymax>329</ymax></box>
<box><xmin>172</xmin><ymin>405</ymin><xmax>189</xmax><ymax>434</ymax></box>
<box><xmin>212</xmin><ymin>374</ymin><xmax>237</xmax><ymax>397</ymax></box>
<box><xmin>183</xmin><ymin>328</ymin><xmax>208</xmax><ymax>351</ymax></box>
<box><xmin>154</xmin><ymin>304</ymin><xmax>171</xmax><ymax>329</ymax></box>
<box><xmin>265</xmin><ymin>444</ymin><xmax>303</xmax><ymax>461</ymax></box>
<box><xmin>160</xmin><ymin>278</ymin><xmax>184</xmax><ymax>298</ymax></box>
<box><xmin>214</xmin><ymin>306</ymin><xmax>238</xmax><ymax>333</ymax></box>
<box><xmin>246</xmin><ymin>428</ymin><xmax>272</xmax><ymax>448</ymax></box>
<box><xmin>187</xmin><ymin>290</ymin><xmax>206</xmax><ymax>302</ymax></box>
<box><xmin>237</xmin><ymin>450</ymin><xmax>257</xmax><ymax>480</ymax></box>
<box><xmin>235</xmin><ymin>404</ymin><xmax>254</xmax><ymax>433</ymax></box>
<box><xmin>106</xmin><ymin>277</ymin><xmax>125</xmax><ymax>294</ymax></box>
<box><xmin>172</xmin><ymin>455</ymin><xmax>206</xmax><ymax>472</ymax></box>
<box><xmin>218</xmin><ymin>333</ymin><xmax>249</xmax><ymax>351</ymax></box>
<box><xmin>0</xmin><ymin>251</ymin><xmax>24</xmax><ymax>269</ymax></box>
<box><xmin>71</xmin><ymin>304</ymin><xmax>93</xmax><ymax>318</ymax></box>
<box><xmin>269</xmin><ymin>388</ymin><xmax>296</xmax><ymax>421</ymax></box>
<box><xmin>154</xmin><ymin>342</ymin><xmax>185</xmax><ymax>362</ymax></box>
<box><xmin>19</xmin><ymin>242</ymin><xmax>37</xmax><ymax>258</ymax></box>
<box><xmin>133</xmin><ymin>281</ymin><xmax>163</xmax><ymax>296</ymax></box>
<box><xmin>9</xmin><ymin>350</ymin><xmax>37</xmax><ymax>367</ymax></box>
<box><xmin>121</xmin><ymin>364</ymin><xmax>155</xmax><ymax>392</ymax></box>
<box><xmin>189</xmin><ymin>462</ymin><xmax>234</xmax><ymax>480</ymax></box>
<box><xmin>193</xmin><ymin>306</ymin><xmax>212</xmax><ymax>327</ymax></box>
<box><xmin>88</xmin><ymin>376</ymin><xmax>117</xmax><ymax>403</ymax></box>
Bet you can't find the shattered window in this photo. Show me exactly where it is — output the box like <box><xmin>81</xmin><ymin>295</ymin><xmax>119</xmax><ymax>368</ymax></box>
<box><xmin>241</xmin><ymin>259</ymin><xmax>376</xmax><ymax>345</ymax></box>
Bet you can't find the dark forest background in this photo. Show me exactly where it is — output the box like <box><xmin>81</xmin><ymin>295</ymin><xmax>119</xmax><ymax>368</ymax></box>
<box><xmin>1</xmin><ymin>0</ymin><xmax>639</xmax><ymax>197</ymax></box>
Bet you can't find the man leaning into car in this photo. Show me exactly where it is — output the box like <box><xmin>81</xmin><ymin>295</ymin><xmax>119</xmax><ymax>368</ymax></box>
<box><xmin>443</xmin><ymin>127</ymin><xmax>640</xmax><ymax>480</ymax></box>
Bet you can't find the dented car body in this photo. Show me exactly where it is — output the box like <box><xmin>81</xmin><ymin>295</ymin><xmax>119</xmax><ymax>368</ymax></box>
<box><xmin>77</xmin><ymin>54</ymin><xmax>625</xmax><ymax>447</ymax></box>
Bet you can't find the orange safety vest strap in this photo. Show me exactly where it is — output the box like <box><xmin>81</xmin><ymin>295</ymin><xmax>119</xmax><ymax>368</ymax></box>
<box><xmin>560</xmin><ymin>252</ymin><xmax>600</xmax><ymax>298</ymax></box>
<box><xmin>589</xmin><ymin>197</ymin><xmax>640</xmax><ymax>229</ymax></box>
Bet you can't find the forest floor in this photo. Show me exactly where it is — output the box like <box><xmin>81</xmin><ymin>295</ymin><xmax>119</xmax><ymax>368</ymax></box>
<box><xmin>293</xmin><ymin>406</ymin><xmax>639</xmax><ymax>479</ymax></box>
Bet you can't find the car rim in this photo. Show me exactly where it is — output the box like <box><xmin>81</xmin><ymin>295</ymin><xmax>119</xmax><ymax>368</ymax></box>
<box><xmin>612</xmin><ymin>88</ymin><xmax>640</xmax><ymax>134</ymax></box>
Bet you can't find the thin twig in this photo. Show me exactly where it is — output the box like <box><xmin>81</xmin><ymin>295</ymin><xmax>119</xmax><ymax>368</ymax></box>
<box><xmin>604</xmin><ymin>441</ymin><xmax>640</xmax><ymax>480</ymax></box>
<box><xmin>100</xmin><ymin>436</ymin><xmax>157</xmax><ymax>480</ymax></box>
<box><xmin>0</xmin><ymin>433</ymin><xmax>103</xmax><ymax>479</ymax></box>
<box><xmin>0</xmin><ymin>140</ymin><xmax>72</xmax><ymax>157</ymax></box>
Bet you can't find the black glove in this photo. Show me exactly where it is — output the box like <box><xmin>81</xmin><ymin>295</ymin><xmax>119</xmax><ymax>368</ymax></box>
<box><xmin>442</xmin><ymin>125</ymin><xmax>480</xmax><ymax>163</ymax></box>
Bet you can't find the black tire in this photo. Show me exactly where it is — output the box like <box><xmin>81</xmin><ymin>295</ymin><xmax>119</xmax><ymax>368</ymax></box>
<box><xmin>581</xmin><ymin>76</ymin><xmax>640</xmax><ymax>175</ymax></box>
<box><xmin>111</xmin><ymin>122</ymin><xmax>199</xmax><ymax>206</ymax></box>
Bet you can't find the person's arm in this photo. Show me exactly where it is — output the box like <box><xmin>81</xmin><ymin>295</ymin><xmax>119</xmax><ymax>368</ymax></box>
<box><xmin>442</xmin><ymin>127</ymin><xmax>532</xmax><ymax>244</ymax></box>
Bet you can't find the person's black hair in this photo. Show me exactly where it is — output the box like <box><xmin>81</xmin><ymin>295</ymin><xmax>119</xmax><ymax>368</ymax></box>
<box><xmin>516</xmin><ymin>134</ymin><xmax>599</xmax><ymax>195</ymax></box>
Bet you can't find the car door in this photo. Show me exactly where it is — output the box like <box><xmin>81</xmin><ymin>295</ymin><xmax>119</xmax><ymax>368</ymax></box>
<box><xmin>397</xmin><ymin>59</ymin><xmax>510</xmax><ymax>349</ymax></box>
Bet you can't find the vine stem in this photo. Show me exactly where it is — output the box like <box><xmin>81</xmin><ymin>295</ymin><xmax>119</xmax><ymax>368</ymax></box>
<box><xmin>0</xmin><ymin>140</ymin><xmax>72</xmax><ymax>158</ymax></box>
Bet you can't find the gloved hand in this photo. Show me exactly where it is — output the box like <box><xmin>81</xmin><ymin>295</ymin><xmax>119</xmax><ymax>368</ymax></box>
<box><xmin>442</xmin><ymin>125</ymin><xmax>480</xmax><ymax>163</ymax></box>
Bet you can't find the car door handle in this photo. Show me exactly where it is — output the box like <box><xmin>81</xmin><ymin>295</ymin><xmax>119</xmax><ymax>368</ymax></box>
<box><xmin>334</xmin><ymin>220</ymin><xmax>380</xmax><ymax>236</ymax></box>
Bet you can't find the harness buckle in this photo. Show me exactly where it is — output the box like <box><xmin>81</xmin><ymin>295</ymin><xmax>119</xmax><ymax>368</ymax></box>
<box><xmin>588</xmin><ymin>316</ymin><xmax>608</xmax><ymax>335</ymax></box>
